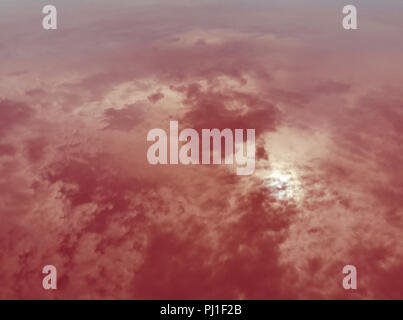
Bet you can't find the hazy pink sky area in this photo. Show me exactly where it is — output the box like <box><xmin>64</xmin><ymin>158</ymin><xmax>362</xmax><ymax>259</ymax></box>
<box><xmin>1</xmin><ymin>0</ymin><xmax>403</xmax><ymax>299</ymax></box>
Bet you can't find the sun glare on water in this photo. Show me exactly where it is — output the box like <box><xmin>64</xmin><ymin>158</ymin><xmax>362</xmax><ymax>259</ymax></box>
<box><xmin>264</xmin><ymin>168</ymin><xmax>303</xmax><ymax>201</ymax></box>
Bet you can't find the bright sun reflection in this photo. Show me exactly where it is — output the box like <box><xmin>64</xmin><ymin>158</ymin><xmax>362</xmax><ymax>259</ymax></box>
<box><xmin>265</xmin><ymin>168</ymin><xmax>302</xmax><ymax>201</ymax></box>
